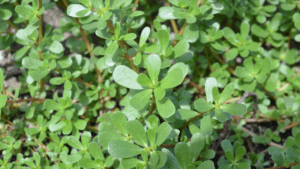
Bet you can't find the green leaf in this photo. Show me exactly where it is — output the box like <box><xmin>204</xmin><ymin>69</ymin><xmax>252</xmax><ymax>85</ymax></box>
<box><xmin>196</xmin><ymin>160</ymin><xmax>215</xmax><ymax>169</ymax></box>
<box><xmin>225</xmin><ymin>150</ymin><xmax>234</xmax><ymax>162</ymax></box>
<box><xmin>156</xmin><ymin>122</ymin><xmax>172</xmax><ymax>145</ymax></box>
<box><xmin>73</xmin><ymin>119</ymin><xmax>87</xmax><ymax>130</ymax></box>
<box><xmin>221</xmin><ymin>140</ymin><xmax>233</xmax><ymax>153</ymax></box>
<box><xmin>50</xmin><ymin>77</ymin><xmax>65</xmax><ymax>85</ymax></box>
<box><xmin>156</xmin><ymin>151</ymin><xmax>167</xmax><ymax>167</ymax></box>
<box><xmin>150</xmin><ymin>151</ymin><xmax>159</xmax><ymax>165</ymax></box>
<box><xmin>79</xmin><ymin>158</ymin><xmax>100</xmax><ymax>168</ymax></box>
<box><xmin>126</xmin><ymin>120</ymin><xmax>148</xmax><ymax>146</ymax></box>
<box><xmin>0</xmin><ymin>95</ymin><xmax>7</xmax><ymax>108</ymax></box>
<box><xmin>251</xmin><ymin>24</ymin><xmax>269</xmax><ymax>38</ymax></box>
<box><xmin>235</xmin><ymin>146</ymin><xmax>246</xmax><ymax>161</ymax></box>
<box><xmin>241</xmin><ymin>22</ymin><xmax>250</xmax><ymax>39</ymax></box>
<box><xmin>44</xmin><ymin>99</ymin><xmax>61</xmax><ymax>111</ymax></box>
<box><xmin>130</xmin><ymin>89</ymin><xmax>152</xmax><ymax>110</ymax></box>
<box><xmin>67</xmin><ymin>4</ymin><xmax>90</xmax><ymax>17</ymax></box>
<box><xmin>224</xmin><ymin>48</ymin><xmax>238</xmax><ymax>60</ymax></box>
<box><xmin>221</xmin><ymin>104</ymin><xmax>247</xmax><ymax>116</ymax></box>
<box><xmin>108</xmin><ymin>140</ymin><xmax>143</xmax><ymax>158</ymax></box>
<box><xmin>194</xmin><ymin>98</ymin><xmax>215</xmax><ymax>112</ymax></box>
<box><xmin>148</xmin><ymin>115</ymin><xmax>159</xmax><ymax>130</ymax></box>
<box><xmin>156</xmin><ymin>97</ymin><xmax>176</xmax><ymax>118</ymax></box>
<box><xmin>121</xmin><ymin>158</ymin><xmax>143</xmax><ymax>169</ymax></box>
<box><xmin>88</xmin><ymin>142</ymin><xmax>104</xmax><ymax>160</ymax></box>
<box><xmin>158</xmin><ymin>7</ymin><xmax>177</xmax><ymax>19</ymax></box>
<box><xmin>271</xmin><ymin>151</ymin><xmax>285</xmax><ymax>166</ymax></box>
<box><xmin>49</xmin><ymin>121</ymin><xmax>66</xmax><ymax>132</ymax></box>
<box><xmin>57</xmin><ymin>56</ymin><xmax>72</xmax><ymax>69</ymax></box>
<box><xmin>66</xmin><ymin>154</ymin><xmax>82</xmax><ymax>164</ymax></box>
<box><xmin>264</xmin><ymin>73</ymin><xmax>278</xmax><ymax>91</ymax></box>
<box><xmin>175</xmin><ymin>143</ymin><xmax>191</xmax><ymax>169</ymax></box>
<box><xmin>145</xmin><ymin>54</ymin><xmax>161</xmax><ymax>85</ymax></box>
<box><xmin>147</xmin><ymin>128</ymin><xmax>156</xmax><ymax>146</ymax></box>
<box><xmin>160</xmin><ymin>67</ymin><xmax>184</xmax><ymax>89</ymax></box>
<box><xmin>0</xmin><ymin>69</ymin><xmax>4</xmax><ymax>93</ymax></box>
<box><xmin>105</xmin><ymin>41</ymin><xmax>118</xmax><ymax>55</ymax></box>
<box><xmin>219</xmin><ymin>83</ymin><xmax>234</xmax><ymax>104</ymax></box>
<box><xmin>177</xmin><ymin>109</ymin><xmax>198</xmax><ymax>120</ymax></box>
<box><xmin>0</xmin><ymin>9</ymin><xmax>12</xmax><ymax>20</ymax></box>
<box><xmin>22</xmin><ymin>57</ymin><xmax>42</xmax><ymax>69</ymax></box>
<box><xmin>174</xmin><ymin>40</ymin><xmax>189</xmax><ymax>58</ymax></box>
<box><xmin>154</xmin><ymin>87</ymin><xmax>166</xmax><ymax>100</ymax></box>
<box><xmin>98</xmin><ymin>122</ymin><xmax>125</xmax><ymax>148</ymax></box>
<box><xmin>29</xmin><ymin>68</ymin><xmax>50</xmax><ymax>81</ymax></box>
<box><xmin>67</xmin><ymin>136</ymin><xmax>83</xmax><ymax>150</ymax></box>
<box><xmin>158</xmin><ymin>29</ymin><xmax>170</xmax><ymax>54</ymax></box>
<box><xmin>190</xmin><ymin>133</ymin><xmax>205</xmax><ymax>161</ymax></box>
<box><xmin>111</xmin><ymin>112</ymin><xmax>127</xmax><ymax>135</ymax></box>
<box><xmin>205</xmin><ymin>77</ymin><xmax>218</xmax><ymax>103</ymax></box>
<box><xmin>215</xmin><ymin>108</ymin><xmax>227</xmax><ymax>122</ymax></box>
<box><xmin>183</xmin><ymin>23</ymin><xmax>199</xmax><ymax>43</ymax></box>
<box><xmin>15</xmin><ymin>5</ymin><xmax>32</xmax><ymax>17</ymax></box>
<box><xmin>113</xmin><ymin>65</ymin><xmax>143</xmax><ymax>90</ymax></box>
<box><xmin>137</xmin><ymin>74</ymin><xmax>152</xmax><ymax>88</ymax></box>
<box><xmin>139</xmin><ymin>27</ymin><xmax>151</xmax><ymax>47</ymax></box>
<box><xmin>123</xmin><ymin>33</ymin><xmax>137</xmax><ymax>40</ymax></box>
<box><xmin>200</xmin><ymin>115</ymin><xmax>213</xmax><ymax>135</ymax></box>
<box><xmin>49</xmin><ymin>41</ymin><xmax>64</xmax><ymax>54</ymax></box>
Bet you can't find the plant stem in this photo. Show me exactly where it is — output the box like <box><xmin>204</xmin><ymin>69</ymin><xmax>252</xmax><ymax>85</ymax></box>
<box><xmin>241</xmin><ymin>127</ymin><xmax>285</xmax><ymax>149</ymax></box>
<box><xmin>265</xmin><ymin>161</ymin><xmax>299</xmax><ymax>169</ymax></box>
<box><xmin>5</xmin><ymin>20</ymin><xmax>19</xmax><ymax>31</ymax></box>
<box><xmin>258</xmin><ymin>83</ymin><xmax>277</xmax><ymax>101</ymax></box>
<box><xmin>178</xmin><ymin>112</ymin><xmax>205</xmax><ymax>141</ymax></box>
<box><xmin>38</xmin><ymin>0</ymin><xmax>44</xmax><ymax>92</ymax></box>
<box><xmin>132</xmin><ymin>0</ymin><xmax>139</xmax><ymax>11</ymax></box>
<box><xmin>106</xmin><ymin>20</ymin><xmax>139</xmax><ymax>73</ymax></box>
<box><xmin>184</xmin><ymin>77</ymin><xmax>205</xmax><ymax>94</ymax></box>
<box><xmin>6</xmin><ymin>98</ymin><xmax>46</xmax><ymax>104</ymax></box>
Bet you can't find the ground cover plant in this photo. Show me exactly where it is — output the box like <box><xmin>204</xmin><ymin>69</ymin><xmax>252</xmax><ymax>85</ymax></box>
<box><xmin>0</xmin><ymin>0</ymin><xmax>300</xmax><ymax>168</ymax></box>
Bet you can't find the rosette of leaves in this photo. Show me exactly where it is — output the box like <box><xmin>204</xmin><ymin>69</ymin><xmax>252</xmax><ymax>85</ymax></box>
<box><xmin>98</xmin><ymin>112</ymin><xmax>173</xmax><ymax>168</ymax></box>
<box><xmin>253</xmin><ymin>127</ymin><xmax>281</xmax><ymax>145</ymax></box>
<box><xmin>192</xmin><ymin>78</ymin><xmax>247</xmax><ymax>135</ymax></box>
<box><xmin>248</xmin><ymin>0</ymin><xmax>277</xmax><ymax>23</ymax></box>
<box><xmin>251</xmin><ymin>13</ymin><xmax>284</xmax><ymax>47</ymax></box>
<box><xmin>267</xmin><ymin>131</ymin><xmax>300</xmax><ymax>168</ymax></box>
<box><xmin>200</xmin><ymin>27</ymin><xmax>226</xmax><ymax>51</ymax></box>
<box><xmin>113</xmin><ymin>54</ymin><xmax>188</xmax><ymax>118</ymax></box>
<box><xmin>209</xmin><ymin>63</ymin><xmax>230</xmax><ymax>88</ymax></box>
<box><xmin>219</xmin><ymin>0</ymin><xmax>248</xmax><ymax>18</ymax></box>
<box><xmin>162</xmin><ymin>133</ymin><xmax>216</xmax><ymax>169</ymax></box>
<box><xmin>24</xmin><ymin>115</ymin><xmax>49</xmax><ymax>141</ymax></box>
<box><xmin>271</xmin><ymin>47</ymin><xmax>299</xmax><ymax>65</ymax></box>
<box><xmin>0</xmin><ymin>136</ymin><xmax>22</xmax><ymax>154</ymax></box>
<box><xmin>44</xmin><ymin>97</ymin><xmax>87</xmax><ymax>136</ymax></box>
<box><xmin>47</xmin><ymin>133</ymin><xmax>69</xmax><ymax>154</ymax></box>
<box><xmin>158</xmin><ymin>0</ymin><xmax>223</xmax><ymax>23</ymax></box>
<box><xmin>235</xmin><ymin>58</ymin><xmax>272</xmax><ymax>92</ymax></box>
<box><xmin>218</xmin><ymin>140</ymin><xmax>251</xmax><ymax>169</ymax></box>
<box><xmin>223</xmin><ymin>22</ymin><xmax>260</xmax><ymax>60</ymax></box>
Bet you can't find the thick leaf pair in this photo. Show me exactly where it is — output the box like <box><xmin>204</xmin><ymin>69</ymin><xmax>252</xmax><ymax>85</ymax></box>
<box><xmin>219</xmin><ymin>140</ymin><xmax>251</xmax><ymax>169</ymax></box>
<box><xmin>235</xmin><ymin>58</ymin><xmax>276</xmax><ymax>92</ymax></box>
<box><xmin>223</xmin><ymin>22</ymin><xmax>260</xmax><ymax>60</ymax></box>
<box><xmin>65</xmin><ymin>132</ymin><xmax>113</xmax><ymax>169</ymax></box>
<box><xmin>195</xmin><ymin>78</ymin><xmax>247</xmax><ymax>122</ymax></box>
<box><xmin>113</xmin><ymin>54</ymin><xmax>188</xmax><ymax>118</ymax></box>
<box><xmin>163</xmin><ymin>133</ymin><xmax>215</xmax><ymax>169</ymax></box>
<box><xmin>98</xmin><ymin>112</ymin><xmax>172</xmax><ymax>152</ymax></box>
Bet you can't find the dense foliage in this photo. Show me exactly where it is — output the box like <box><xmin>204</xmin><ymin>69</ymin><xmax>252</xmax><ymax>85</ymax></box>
<box><xmin>0</xmin><ymin>0</ymin><xmax>300</xmax><ymax>168</ymax></box>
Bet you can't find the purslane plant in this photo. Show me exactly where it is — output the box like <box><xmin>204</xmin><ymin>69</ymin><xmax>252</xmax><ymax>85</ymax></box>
<box><xmin>0</xmin><ymin>0</ymin><xmax>300</xmax><ymax>168</ymax></box>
